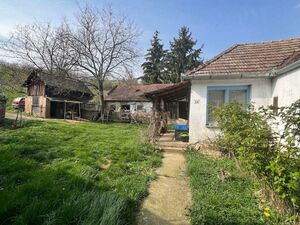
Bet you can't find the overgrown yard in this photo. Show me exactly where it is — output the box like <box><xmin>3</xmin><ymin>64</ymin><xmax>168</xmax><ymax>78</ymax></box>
<box><xmin>186</xmin><ymin>150</ymin><xmax>263</xmax><ymax>225</ymax></box>
<box><xmin>0</xmin><ymin>119</ymin><xmax>161</xmax><ymax>225</ymax></box>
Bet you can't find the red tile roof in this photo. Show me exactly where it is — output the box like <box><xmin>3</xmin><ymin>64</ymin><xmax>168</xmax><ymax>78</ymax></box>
<box><xmin>105</xmin><ymin>83</ymin><xmax>174</xmax><ymax>102</ymax></box>
<box><xmin>188</xmin><ymin>37</ymin><xmax>300</xmax><ymax>76</ymax></box>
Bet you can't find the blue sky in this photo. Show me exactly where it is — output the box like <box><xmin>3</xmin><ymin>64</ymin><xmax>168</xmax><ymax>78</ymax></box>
<box><xmin>1</xmin><ymin>0</ymin><xmax>300</xmax><ymax>61</ymax></box>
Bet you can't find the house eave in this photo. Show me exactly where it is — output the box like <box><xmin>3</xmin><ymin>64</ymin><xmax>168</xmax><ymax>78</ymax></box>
<box><xmin>182</xmin><ymin>72</ymin><xmax>271</xmax><ymax>80</ymax></box>
<box><xmin>274</xmin><ymin>59</ymin><xmax>300</xmax><ymax>76</ymax></box>
<box><xmin>183</xmin><ymin>59</ymin><xmax>300</xmax><ymax>81</ymax></box>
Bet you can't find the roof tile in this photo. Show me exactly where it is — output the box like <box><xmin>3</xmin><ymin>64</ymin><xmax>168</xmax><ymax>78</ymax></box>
<box><xmin>105</xmin><ymin>84</ymin><xmax>174</xmax><ymax>101</ymax></box>
<box><xmin>188</xmin><ymin>37</ymin><xmax>300</xmax><ymax>76</ymax></box>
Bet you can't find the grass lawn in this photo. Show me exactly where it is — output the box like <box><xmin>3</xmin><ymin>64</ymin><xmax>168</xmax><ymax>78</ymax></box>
<box><xmin>186</xmin><ymin>150</ymin><xmax>263</xmax><ymax>225</ymax></box>
<box><xmin>0</xmin><ymin>119</ymin><xmax>161</xmax><ymax>225</ymax></box>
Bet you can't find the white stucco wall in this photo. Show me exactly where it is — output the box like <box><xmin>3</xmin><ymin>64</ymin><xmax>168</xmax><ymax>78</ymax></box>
<box><xmin>271</xmin><ymin>67</ymin><xmax>300</xmax><ymax>107</ymax></box>
<box><xmin>189</xmin><ymin>78</ymin><xmax>272</xmax><ymax>143</ymax></box>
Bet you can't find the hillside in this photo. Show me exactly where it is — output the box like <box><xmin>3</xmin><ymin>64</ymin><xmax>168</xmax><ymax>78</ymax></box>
<box><xmin>0</xmin><ymin>62</ymin><xmax>28</xmax><ymax>110</ymax></box>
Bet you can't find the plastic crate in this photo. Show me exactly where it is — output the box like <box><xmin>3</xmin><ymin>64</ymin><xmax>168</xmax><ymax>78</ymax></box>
<box><xmin>175</xmin><ymin>124</ymin><xmax>189</xmax><ymax>131</ymax></box>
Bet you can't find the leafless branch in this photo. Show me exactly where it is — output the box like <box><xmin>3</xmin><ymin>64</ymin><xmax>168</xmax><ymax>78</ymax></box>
<box><xmin>67</xmin><ymin>5</ymin><xmax>141</xmax><ymax>114</ymax></box>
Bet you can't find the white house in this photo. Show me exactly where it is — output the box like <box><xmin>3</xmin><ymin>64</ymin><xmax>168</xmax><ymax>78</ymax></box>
<box><xmin>183</xmin><ymin>37</ymin><xmax>300</xmax><ymax>143</ymax></box>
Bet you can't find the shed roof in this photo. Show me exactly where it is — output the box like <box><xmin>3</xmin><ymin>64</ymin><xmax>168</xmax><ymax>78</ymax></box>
<box><xmin>187</xmin><ymin>37</ymin><xmax>300</xmax><ymax>77</ymax></box>
<box><xmin>145</xmin><ymin>81</ymin><xmax>190</xmax><ymax>101</ymax></box>
<box><xmin>24</xmin><ymin>70</ymin><xmax>93</xmax><ymax>95</ymax></box>
<box><xmin>105</xmin><ymin>83</ymin><xmax>174</xmax><ymax>102</ymax></box>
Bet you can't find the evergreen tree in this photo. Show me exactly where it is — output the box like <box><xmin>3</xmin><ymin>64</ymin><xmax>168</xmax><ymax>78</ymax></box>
<box><xmin>142</xmin><ymin>31</ymin><xmax>166</xmax><ymax>83</ymax></box>
<box><xmin>164</xmin><ymin>26</ymin><xmax>203</xmax><ymax>83</ymax></box>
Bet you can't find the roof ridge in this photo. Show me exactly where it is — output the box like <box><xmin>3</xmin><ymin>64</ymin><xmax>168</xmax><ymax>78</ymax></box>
<box><xmin>236</xmin><ymin>36</ymin><xmax>300</xmax><ymax>46</ymax></box>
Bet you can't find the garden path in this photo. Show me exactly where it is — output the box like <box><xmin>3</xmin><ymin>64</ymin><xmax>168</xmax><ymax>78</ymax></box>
<box><xmin>137</xmin><ymin>132</ymin><xmax>191</xmax><ymax>225</ymax></box>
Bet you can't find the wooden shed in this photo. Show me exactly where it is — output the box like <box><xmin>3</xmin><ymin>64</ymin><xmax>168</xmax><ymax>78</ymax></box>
<box><xmin>24</xmin><ymin>70</ymin><xmax>93</xmax><ymax>119</ymax></box>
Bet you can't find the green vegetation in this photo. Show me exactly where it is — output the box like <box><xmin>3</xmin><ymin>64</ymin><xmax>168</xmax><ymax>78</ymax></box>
<box><xmin>142</xmin><ymin>27</ymin><xmax>203</xmax><ymax>84</ymax></box>
<box><xmin>4</xmin><ymin>86</ymin><xmax>26</xmax><ymax>111</ymax></box>
<box><xmin>0</xmin><ymin>63</ymin><xmax>27</xmax><ymax>111</ymax></box>
<box><xmin>0</xmin><ymin>119</ymin><xmax>161</xmax><ymax>225</ymax></box>
<box><xmin>214</xmin><ymin>102</ymin><xmax>300</xmax><ymax>214</ymax></box>
<box><xmin>142</xmin><ymin>31</ymin><xmax>166</xmax><ymax>84</ymax></box>
<box><xmin>186</xmin><ymin>150</ymin><xmax>263</xmax><ymax>225</ymax></box>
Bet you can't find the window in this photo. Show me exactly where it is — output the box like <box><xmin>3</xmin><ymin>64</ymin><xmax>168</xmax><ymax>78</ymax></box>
<box><xmin>121</xmin><ymin>104</ymin><xmax>130</xmax><ymax>112</ymax></box>
<box><xmin>32</xmin><ymin>96</ymin><xmax>39</xmax><ymax>106</ymax></box>
<box><xmin>109</xmin><ymin>104</ymin><xmax>116</xmax><ymax>111</ymax></box>
<box><xmin>207</xmin><ymin>86</ymin><xmax>250</xmax><ymax>126</ymax></box>
<box><xmin>137</xmin><ymin>105</ymin><xmax>143</xmax><ymax>111</ymax></box>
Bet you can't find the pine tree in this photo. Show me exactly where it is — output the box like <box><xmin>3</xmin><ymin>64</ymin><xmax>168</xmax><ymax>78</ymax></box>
<box><xmin>164</xmin><ymin>27</ymin><xmax>203</xmax><ymax>83</ymax></box>
<box><xmin>142</xmin><ymin>31</ymin><xmax>166</xmax><ymax>83</ymax></box>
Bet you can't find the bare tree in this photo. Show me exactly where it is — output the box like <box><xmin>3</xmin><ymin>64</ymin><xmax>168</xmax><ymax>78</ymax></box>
<box><xmin>67</xmin><ymin>6</ymin><xmax>140</xmax><ymax>115</ymax></box>
<box><xmin>0</xmin><ymin>22</ymin><xmax>77</xmax><ymax>76</ymax></box>
<box><xmin>119</xmin><ymin>66</ymin><xmax>138</xmax><ymax>86</ymax></box>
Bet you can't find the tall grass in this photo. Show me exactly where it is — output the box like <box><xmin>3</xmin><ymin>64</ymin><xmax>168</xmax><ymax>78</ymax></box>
<box><xmin>186</xmin><ymin>149</ymin><xmax>263</xmax><ymax>225</ymax></box>
<box><xmin>0</xmin><ymin>120</ymin><xmax>161</xmax><ymax>225</ymax></box>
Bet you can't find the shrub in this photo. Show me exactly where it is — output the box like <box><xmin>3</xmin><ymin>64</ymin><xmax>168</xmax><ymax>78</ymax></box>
<box><xmin>213</xmin><ymin>103</ymin><xmax>276</xmax><ymax>177</ymax></box>
<box><xmin>213</xmin><ymin>101</ymin><xmax>300</xmax><ymax>212</ymax></box>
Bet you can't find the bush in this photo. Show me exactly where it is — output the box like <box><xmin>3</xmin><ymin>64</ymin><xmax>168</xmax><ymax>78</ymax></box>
<box><xmin>213</xmin><ymin>101</ymin><xmax>300</xmax><ymax>212</ymax></box>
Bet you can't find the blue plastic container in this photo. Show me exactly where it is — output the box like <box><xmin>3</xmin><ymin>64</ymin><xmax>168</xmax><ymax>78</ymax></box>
<box><xmin>175</xmin><ymin>124</ymin><xmax>189</xmax><ymax>131</ymax></box>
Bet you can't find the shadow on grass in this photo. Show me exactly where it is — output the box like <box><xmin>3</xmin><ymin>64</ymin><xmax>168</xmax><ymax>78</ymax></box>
<box><xmin>0</xmin><ymin>118</ymin><xmax>46</xmax><ymax>130</ymax></box>
<box><xmin>0</xmin><ymin>153</ymin><xmax>136</xmax><ymax>225</ymax></box>
<box><xmin>0</xmin><ymin>119</ymin><xmax>143</xmax><ymax>225</ymax></box>
<box><xmin>136</xmin><ymin>208</ymin><xmax>176</xmax><ymax>225</ymax></box>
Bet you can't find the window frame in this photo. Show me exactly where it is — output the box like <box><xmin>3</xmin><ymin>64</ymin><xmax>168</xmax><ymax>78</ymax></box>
<box><xmin>32</xmin><ymin>96</ymin><xmax>40</xmax><ymax>106</ymax></box>
<box><xmin>206</xmin><ymin>85</ymin><xmax>251</xmax><ymax>126</ymax></box>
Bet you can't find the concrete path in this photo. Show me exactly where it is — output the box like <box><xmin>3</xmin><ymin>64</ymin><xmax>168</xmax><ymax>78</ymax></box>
<box><xmin>137</xmin><ymin>151</ymin><xmax>191</xmax><ymax>225</ymax></box>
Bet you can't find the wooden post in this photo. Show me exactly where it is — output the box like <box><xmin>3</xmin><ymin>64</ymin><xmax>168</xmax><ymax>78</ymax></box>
<box><xmin>177</xmin><ymin>101</ymin><xmax>179</xmax><ymax>119</ymax></box>
<box><xmin>79</xmin><ymin>103</ymin><xmax>81</xmax><ymax>118</ymax></box>
<box><xmin>64</xmin><ymin>102</ymin><xmax>66</xmax><ymax>119</ymax></box>
<box><xmin>186</xmin><ymin>83</ymin><xmax>191</xmax><ymax>124</ymax></box>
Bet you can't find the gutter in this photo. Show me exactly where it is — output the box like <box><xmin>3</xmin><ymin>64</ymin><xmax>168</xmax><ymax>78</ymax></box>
<box><xmin>272</xmin><ymin>59</ymin><xmax>300</xmax><ymax>76</ymax></box>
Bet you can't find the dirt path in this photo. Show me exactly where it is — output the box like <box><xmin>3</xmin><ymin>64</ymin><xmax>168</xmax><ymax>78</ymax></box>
<box><xmin>5</xmin><ymin>112</ymin><xmax>46</xmax><ymax>121</ymax></box>
<box><xmin>138</xmin><ymin>152</ymin><xmax>191</xmax><ymax>225</ymax></box>
<box><xmin>5</xmin><ymin>112</ymin><xmax>82</xmax><ymax>123</ymax></box>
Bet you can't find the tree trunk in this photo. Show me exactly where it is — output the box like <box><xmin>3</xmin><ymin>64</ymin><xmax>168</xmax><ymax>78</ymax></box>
<box><xmin>98</xmin><ymin>81</ymin><xmax>105</xmax><ymax>121</ymax></box>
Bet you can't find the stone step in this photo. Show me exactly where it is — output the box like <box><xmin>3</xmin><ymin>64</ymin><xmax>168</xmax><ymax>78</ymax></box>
<box><xmin>157</xmin><ymin>141</ymin><xmax>188</xmax><ymax>148</ymax></box>
<box><xmin>161</xmin><ymin>132</ymin><xmax>174</xmax><ymax>137</ymax></box>
<box><xmin>165</xmin><ymin>130</ymin><xmax>175</xmax><ymax>133</ymax></box>
<box><xmin>159</xmin><ymin>137</ymin><xmax>174</xmax><ymax>142</ymax></box>
<box><xmin>161</xmin><ymin>147</ymin><xmax>186</xmax><ymax>153</ymax></box>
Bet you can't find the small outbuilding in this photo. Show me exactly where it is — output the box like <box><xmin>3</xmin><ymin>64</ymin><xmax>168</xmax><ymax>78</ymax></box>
<box><xmin>105</xmin><ymin>83</ymin><xmax>185</xmax><ymax>122</ymax></box>
<box><xmin>24</xmin><ymin>70</ymin><xmax>94</xmax><ymax>119</ymax></box>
